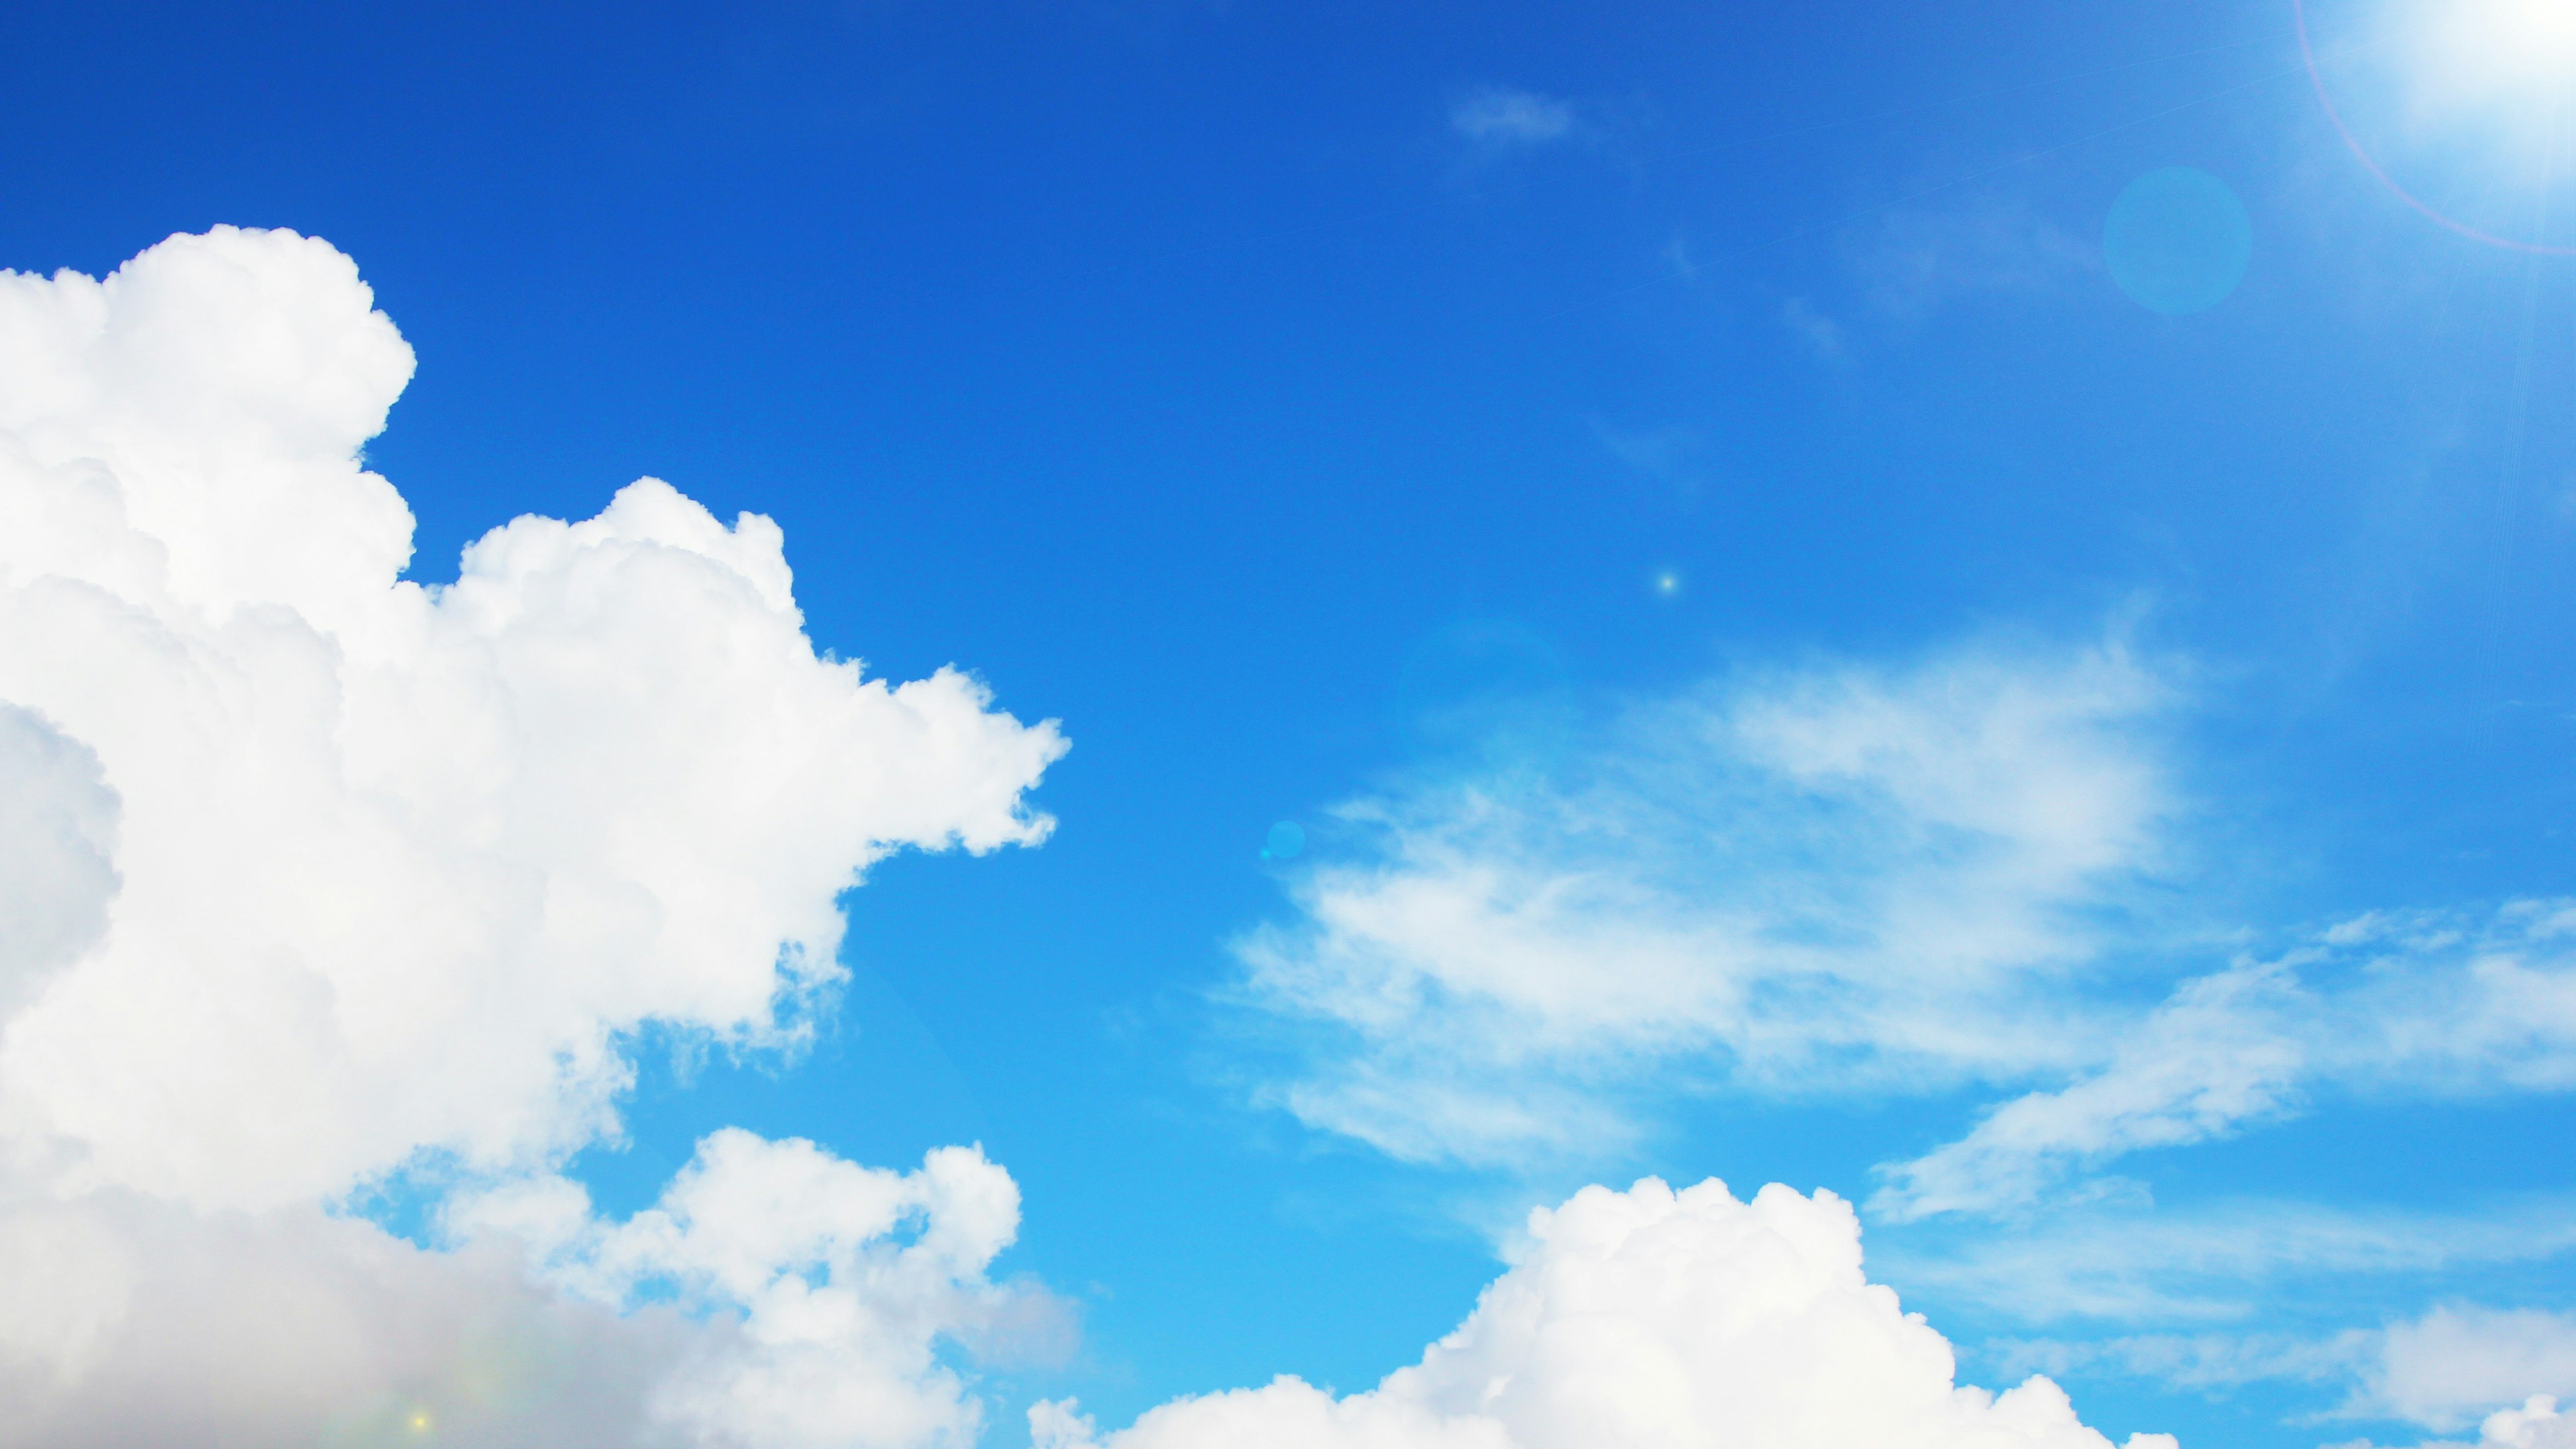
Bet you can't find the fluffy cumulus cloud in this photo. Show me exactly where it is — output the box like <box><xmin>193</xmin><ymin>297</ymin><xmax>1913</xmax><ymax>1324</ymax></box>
<box><xmin>0</xmin><ymin>227</ymin><xmax>1065</xmax><ymax>1444</ymax></box>
<box><xmin>1033</xmin><ymin>1175</ymin><xmax>2171</xmax><ymax>1449</ymax></box>
<box><xmin>2459</xmin><ymin>1399</ymin><xmax>2576</xmax><ymax>1449</ymax></box>
<box><xmin>1231</xmin><ymin>634</ymin><xmax>2182</xmax><ymax>1165</ymax></box>
<box><xmin>451</xmin><ymin>1130</ymin><xmax>1054</xmax><ymax>1449</ymax></box>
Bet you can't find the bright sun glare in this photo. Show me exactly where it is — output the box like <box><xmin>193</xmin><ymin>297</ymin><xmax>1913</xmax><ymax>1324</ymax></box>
<box><xmin>2418</xmin><ymin>0</ymin><xmax>2576</xmax><ymax>100</ymax></box>
<box><xmin>2318</xmin><ymin>0</ymin><xmax>2576</xmax><ymax>241</ymax></box>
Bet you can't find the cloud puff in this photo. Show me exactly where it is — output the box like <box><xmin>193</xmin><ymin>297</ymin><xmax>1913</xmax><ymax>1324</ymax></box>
<box><xmin>451</xmin><ymin>1130</ymin><xmax>1050</xmax><ymax>1449</ymax></box>
<box><xmin>0</xmin><ymin>1191</ymin><xmax>694</xmax><ymax>1446</ymax></box>
<box><xmin>2470</xmin><ymin>1398</ymin><xmax>2576</xmax><ymax>1449</ymax></box>
<box><xmin>1847</xmin><ymin>197</ymin><xmax>2092</xmax><ymax>319</ymax></box>
<box><xmin>1229</xmin><ymin>633</ymin><xmax>2179</xmax><ymax>1166</ymax></box>
<box><xmin>2330</xmin><ymin>1399</ymin><xmax>2576</xmax><ymax>1449</ymax></box>
<box><xmin>1033</xmin><ymin>1175</ymin><xmax>2169</xmax><ymax>1449</ymax></box>
<box><xmin>0</xmin><ymin>227</ymin><xmax>1065</xmax><ymax>1442</ymax></box>
<box><xmin>2367</xmin><ymin>1308</ymin><xmax>2576</xmax><ymax>1432</ymax></box>
<box><xmin>1449</xmin><ymin>86</ymin><xmax>1578</xmax><ymax>145</ymax></box>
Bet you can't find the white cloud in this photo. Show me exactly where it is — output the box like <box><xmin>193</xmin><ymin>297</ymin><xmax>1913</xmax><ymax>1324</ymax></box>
<box><xmin>1232</xmin><ymin>607</ymin><xmax>2576</xmax><ymax>1227</ymax></box>
<box><xmin>1230</xmin><ymin>632</ymin><xmax>2180</xmax><ymax>1166</ymax></box>
<box><xmin>1988</xmin><ymin>1311</ymin><xmax>2576</xmax><ymax>1444</ymax></box>
<box><xmin>1877</xmin><ymin>905</ymin><xmax>2576</xmax><ymax>1220</ymax></box>
<box><xmin>0</xmin><ymin>1191</ymin><xmax>694</xmax><ymax>1446</ymax></box>
<box><xmin>1890</xmin><ymin>1197</ymin><xmax>2576</xmax><ymax>1326</ymax></box>
<box><xmin>2365</xmin><ymin>1308</ymin><xmax>2576</xmax><ymax>1431</ymax></box>
<box><xmin>451</xmin><ymin>1130</ymin><xmax>1056</xmax><ymax>1449</ymax></box>
<box><xmin>1873</xmin><ymin>961</ymin><xmax>2310</xmax><ymax>1220</ymax></box>
<box><xmin>2330</xmin><ymin>1397</ymin><xmax>2576</xmax><ymax>1449</ymax></box>
<box><xmin>1782</xmin><ymin>296</ymin><xmax>1848</xmax><ymax>358</ymax></box>
<box><xmin>0</xmin><ymin>227</ymin><xmax>1067</xmax><ymax>1443</ymax></box>
<box><xmin>1032</xmin><ymin>1175</ymin><xmax>2171</xmax><ymax>1449</ymax></box>
<box><xmin>1449</xmin><ymin>86</ymin><xmax>1578</xmax><ymax>145</ymax></box>
<box><xmin>2475</xmin><ymin>1397</ymin><xmax>2576</xmax><ymax>1449</ymax></box>
<box><xmin>0</xmin><ymin>705</ymin><xmax>115</xmax><ymax>1022</ymax></box>
<box><xmin>1849</xmin><ymin>197</ymin><xmax>2092</xmax><ymax>319</ymax></box>
<box><xmin>1984</xmin><ymin>1330</ymin><xmax>2370</xmax><ymax>1393</ymax></box>
<box><xmin>0</xmin><ymin>1131</ymin><xmax>1054</xmax><ymax>1448</ymax></box>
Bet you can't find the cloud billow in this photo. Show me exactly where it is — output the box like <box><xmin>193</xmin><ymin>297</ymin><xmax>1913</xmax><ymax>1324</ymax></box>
<box><xmin>9</xmin><ymin>227</ymin><xmax>2560</xmax><ymax>1449</ymax></box>
<box><xmin>0</xmin><ymin>225</ymin><xmax>2176</xmax><ymax>1449</ymax></box>
<box><xmin>0</xmin><ymin>227</ymin><xmax>1066</xmax><ymax>1446</ymax></box>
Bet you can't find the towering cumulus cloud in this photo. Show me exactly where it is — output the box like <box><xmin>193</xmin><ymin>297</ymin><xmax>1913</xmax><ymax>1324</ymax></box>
<box><xmin>1034</xmin><ymin>1177</ymin><xmax>2174</xmax><ymax>1449</ymax></box>
<box><xmin>0</xmin><ymin>227</ymin><xmax>1065</xmax><ymax>1445</ymax></box>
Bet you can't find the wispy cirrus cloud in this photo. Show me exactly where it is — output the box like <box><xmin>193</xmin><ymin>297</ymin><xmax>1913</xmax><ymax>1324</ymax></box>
<box><xmin>1226</xmin><ymin>628</ymin><xmax>2185</xmax><ymax>1167</ymax></box>
<box><xmin>1890</xmin><ymin>1197</ymin><xmax>2576</xmax><ymax>1326</ymax></box>
<box><xmin>1847</xmin><ymin>195</ymin><xmax>2092</xmax><ymax>319</ymax></box>
<box><xmin>1986</xmin><ymin>1307</ymin><xmax>2576</xmax><ymax>1442</ymax></box>
<box><xmin>1228</xmin><ymin>610</ymin><xmax>2576</xmax><ymax>1242</ymax></box>
<box><xmin>1876</xmin><ymin>904</ymin><xmax>2576</xmax><ymax>1221</ymax></box>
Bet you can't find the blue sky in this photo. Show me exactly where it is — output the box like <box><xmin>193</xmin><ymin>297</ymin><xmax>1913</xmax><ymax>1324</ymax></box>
<box><xmin>6</xmin><ymin>1</ymin><xmax>2576</xmax><ymax>1447</ymax></box>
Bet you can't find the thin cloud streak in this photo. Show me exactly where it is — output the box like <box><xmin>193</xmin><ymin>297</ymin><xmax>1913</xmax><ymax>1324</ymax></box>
<box><xmin>1227</xmin><ymin>629</ymin><xmax>2185</xmax><ymax>1167</ymax></box>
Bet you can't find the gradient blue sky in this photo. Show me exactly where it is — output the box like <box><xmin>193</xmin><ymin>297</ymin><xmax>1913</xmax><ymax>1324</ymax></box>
<box><xmin>7</xmin><ymin>2</ymin><xmax>2576</xmax><ymax>1446</ymax></box>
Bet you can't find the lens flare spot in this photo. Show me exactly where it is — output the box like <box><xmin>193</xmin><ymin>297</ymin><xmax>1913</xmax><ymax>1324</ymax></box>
<box><xmin>1652</xmin><ymin>568</ymin><xmax>1683</xmax><ymax>598</ymax></box>
<box><xmin>1260</xmin><ymin>821</ymin><xmax>1305</xmax><ymax>861</ymax></box>
<box><xmin>2104</xmin><ymin>167</ymin><xmax>2252</xmax><ymax>316</ymax></box>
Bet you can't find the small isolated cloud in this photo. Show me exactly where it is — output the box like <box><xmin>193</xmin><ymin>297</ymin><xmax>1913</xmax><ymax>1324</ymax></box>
<box><xmin>1449</xmin><ymin>85</ymin><xmax>1578</xmax><ymax>146</ymax></box>
<box><xmin>1782</xmin><ymin>296</ymin><xmax>1847</xmax><ymax>358</ymax></box>
<box><xmin>1849</xmin><ymin>195</ymin><xmax>2092</xmax><ymax>319</ymax></box>
<box><xmin>1588</xmin><ymin>417</ymin><xmax>1706</xmax><ymax>488</ymax></box>
<box><xmin>2365</xmin><ymin>1307</ymin><xmax>2576</xmax><ymax>1431</ymax></box>
<box><xmin>0</xmin><ymin>227</ymin><xmax>1067</xmax><ymax>1444</ymax></box>
<box><xmin>1033</xmin><ymin>1176</ymin><xmax>2172</xmax><ymax>1449</ymax></box>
